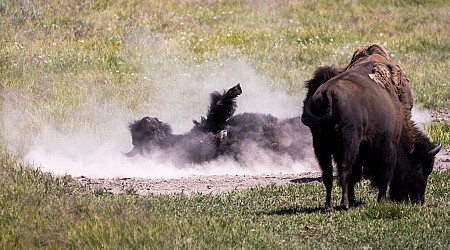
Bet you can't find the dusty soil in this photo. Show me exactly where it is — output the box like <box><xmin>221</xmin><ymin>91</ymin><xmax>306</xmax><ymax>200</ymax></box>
<box><xmin>430</xmin><ymin>108</ymin><xmax>450</xmax><ymax>124</ymax></box>
<box><xmin>76</xmin><ymin>109</ymin><xmax>450</xmax><ymax>196</ymax></box>
<box><xmin>430</xmin><ymin>108</ymin><xmax>450</xmax><ymax>172</ymax></box>
<box><xmin>75</xmin><ymin>171</ymin><xmax>324</xmax><ymax>196</ymax></box>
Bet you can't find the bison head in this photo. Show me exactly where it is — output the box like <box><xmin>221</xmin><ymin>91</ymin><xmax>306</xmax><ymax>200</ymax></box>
<box><xmin>390</xmin><ymin>139</ymin><xmax>442</xmax><ymax>204</ymax></box>
<box><xmin>124</xmin><ymin>116</ymin><xmax>172</xmax><ymax>157</ymax></box>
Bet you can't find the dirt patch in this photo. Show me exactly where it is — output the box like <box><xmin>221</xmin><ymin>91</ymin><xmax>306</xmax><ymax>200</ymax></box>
<box><xmin>430</xmin><ymin>108</ymin><xmax>450</xmax><ymax>124</ymax></box>
<box><xmin>76</xmin><ymin>109</ymin><xmax>450</xmax><ymax>196</ymax></box>
<box><xmin>430</xmin><ymin>108</ymin><xmax>450</xmax><ymax>171</ymax></box>
<box><xmin>75</xmin><ymin>171</ymin><xmax>323</xmax><ymax>196</ymax></box>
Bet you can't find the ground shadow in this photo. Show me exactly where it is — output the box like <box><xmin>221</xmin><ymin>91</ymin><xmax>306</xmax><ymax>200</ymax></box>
<box><xmin>255</xmin><ymin>206</ymin><xmax>323</xmax><ymax>216</ymax></box>
<box><xmin>290</xmin><ymin>177</ymin><xmax>323</xmax><ymax>184</ymax></box>
<box><xmin>257</xmin><ymin>200</ymin><xmax>366</xmax><ymax>216</ymax></box>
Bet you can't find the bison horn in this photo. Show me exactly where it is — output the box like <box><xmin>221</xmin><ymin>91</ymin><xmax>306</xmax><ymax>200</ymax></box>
<box><xmin>123</xmin><ymin>147</ymin><xmax>140</xmax><ymax>157</ymax></box>
<box><xmin>428</xmin><ymin>141</ymin><xmax>442</xmax><ymax>157</ymax></box>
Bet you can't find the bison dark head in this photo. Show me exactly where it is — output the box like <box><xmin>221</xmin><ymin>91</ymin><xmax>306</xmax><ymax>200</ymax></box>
<box><xmin>124</xmin><ymin>116</ymin><xmax>172</xmax><ymax>157</ymax></box>
<box><xmin>390</xmin><ymin>139</ymin><xmax>442</xmax><ymax>205</ymax></box>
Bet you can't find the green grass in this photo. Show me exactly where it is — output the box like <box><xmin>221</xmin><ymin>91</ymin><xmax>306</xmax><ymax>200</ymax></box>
<box><xmin>1</xmin><ymin>0</ymin><xmax>450</xmax><ymax>110</ymax></box>
<box><xmin>1</xmin><ymin>0</ymin><xmax>450</xmax><ymax>248</ymax></box>
<box><xmin>426</xmin><ymin>122</ymin><xmax>450</xmax><ymax>148</ymax></box>
<box><xmin>1</xmin><ymin>0</ymin><xmax>449</xmax><ymax>151</ymax></box>
<box><xmin>1</xmin><ymin>151</ymin><xmax>449</xmax><ymax>248</ymax></box>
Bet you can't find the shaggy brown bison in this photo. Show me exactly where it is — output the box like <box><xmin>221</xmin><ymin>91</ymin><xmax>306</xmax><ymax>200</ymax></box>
<box><xmin>346</xmin><ymin>43</ymin><xmax>414</xmax><ymax>121</ymax></box>
<box><xmin>302</xmin><ymin>61</ymin><xmax>441</xmax><ymax>211</ymax></box>
<box><xmin>345</xmin><ymin>43</ymin><xmax>439</xmax><ymax>205</ymax></box>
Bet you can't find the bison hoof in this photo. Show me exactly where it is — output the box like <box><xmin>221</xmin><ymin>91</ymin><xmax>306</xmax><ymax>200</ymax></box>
<box><xmin>338</xmin><ymin>204</ymin><xmax>349</xmax><ymax>211</ymax></box>
<box><xmin>349</xmin><ymin>198</ymin><xmax>356</xmax><ymax>207</ymax></box>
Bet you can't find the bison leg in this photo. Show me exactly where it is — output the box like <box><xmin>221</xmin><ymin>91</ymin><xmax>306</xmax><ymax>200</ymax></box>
<box><xmin>323</xmin><ymin>165</ymin><xmax>334</xmax><ymax>212</ymax></box>
<box><xmin>348</xmin><ymin>165</ymin><xmax>362</xmax><ymax>207</ymax></box>
<box><xmin>377</xmin><ymin>144</ymin><xmax>397</xmax><ymax>202</ymax></box>
<box><xmin>224</xmin><ymin>83</ymin><xmax>242</xmax><ymax>100</ymax></box>
<box><xmin>203</xmin><ymin>83</ymin><xmax>241</xmax><ymax>133</ymax></box>
<box><xmin>312</xmin><ymin>133</ymin><xmax>334</xmax><ymax>211</ymax></box>
<box><xmin>339</xmin><ymin>131</ymin><xmax>361</xmax><ymax>210</ymax></box>
<box><xmin>339</xmin><ymin>168</ymin><xmax>352</xmax><ymax>210</ymax></box>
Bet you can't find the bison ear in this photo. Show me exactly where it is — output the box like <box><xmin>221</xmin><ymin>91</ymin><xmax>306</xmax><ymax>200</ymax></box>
<box><xmin>428</xmin><ymin>141</ymin><xmax>442</xmax><ymax>158</ymax></box>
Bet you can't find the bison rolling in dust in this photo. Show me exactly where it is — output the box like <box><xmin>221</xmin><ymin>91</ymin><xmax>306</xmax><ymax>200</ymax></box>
<box><xmin>302</xmin><ymin>44</ymin><xmax>441</xmax><ymax>211</ymax></box>
<box><xmin>124</xmin><ymin>84</ymin><xmax>242</xmax><ymax>163</ymax></box>
<box><xmin>125</xmin><ymin>83</ymin><xmax>313</xmax><ymax>165</ymax></box>
<box><xmin>200</xmin><ymin>112</ymin><xmax>312</xmax><ymax>162</ymax></box>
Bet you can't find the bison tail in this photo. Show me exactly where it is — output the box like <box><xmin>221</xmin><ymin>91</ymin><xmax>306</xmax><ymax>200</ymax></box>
<box><xmin>301</xmin><ymin>93</ymin><xmax>333</xmax><ymax>127</ymax></box>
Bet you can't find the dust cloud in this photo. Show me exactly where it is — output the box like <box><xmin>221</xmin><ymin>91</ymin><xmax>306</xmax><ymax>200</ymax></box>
<box><xmin>3</xmin><ymin>59</ymin><xmax>317</xmax><ymax>179</ymax></box>
<box><xmin>2</xmin><ymin>53</ymin><xmax>434</xmax><ymax>179</ymax></box>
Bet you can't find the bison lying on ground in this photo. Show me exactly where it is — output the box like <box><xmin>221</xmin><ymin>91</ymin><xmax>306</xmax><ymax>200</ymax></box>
<box><xmin>124</xmin><ymin>84</ymin><xmax>242</xmax><ymax>163</ymax></box>
<box><xmin>124</xmin><ymin>116</ymin><xmax>227</xmax><ymax>163</ymax></box>
<box><xmin>125</xmin><ymin>83</ymin><xmax>312</xmax><ymax>164</ymax></box>
<box><xmin>302</xmin><ymin>55</ymin><xmax>441</xmax><ymax>211</ymax></box>
<box><xmin>196</xmin><ymin>112</ymin><xmax>312</xmax><ymax>162</ymax></box>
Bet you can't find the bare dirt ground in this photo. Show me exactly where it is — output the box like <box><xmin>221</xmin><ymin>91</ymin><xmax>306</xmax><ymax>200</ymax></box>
<box><xmin>76</xmin><ymin>109</ymin><xmax>450</xmax><ymax>196</ymax></box>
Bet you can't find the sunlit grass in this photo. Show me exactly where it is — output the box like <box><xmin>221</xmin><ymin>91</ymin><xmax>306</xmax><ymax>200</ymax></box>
<box><xmin>426</xmin><ymin>122</ymin><xmax>450</xmax><ymax>148</ymax></box>
<box><xmin>0</xmin><ymin>150</ymin><xmax>449</xmax><ymax>248</ymax></box>
<box><xmin>1</xmin><ymin>0</ymin><xmax>450</xmax><ymax>248</ymax></box>
<box><xmin>2</xmin><ymin>1</ymin><xmax>448</xmax><ymax>107</ymax></box>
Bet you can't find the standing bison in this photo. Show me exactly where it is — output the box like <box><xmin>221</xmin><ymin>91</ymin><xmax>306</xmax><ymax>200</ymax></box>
<box><xmin>302</xmin><ymin>46</ymin><xmax>441</xmax><ymax>210</ymax></box>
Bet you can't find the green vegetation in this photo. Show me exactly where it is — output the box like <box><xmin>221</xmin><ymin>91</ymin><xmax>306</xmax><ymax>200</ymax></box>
<box><xmin>1</xmin><ymin>151</ymin><xmax>449</xmax><ymax>248</ymax></box>
<box><xmin>1</xmin><ymin>0</ymin><xmax>449</xmax><ymax>111</ymax></box>
<box><xmin>1</xmin><ymin>0</ymin><xmax>449</xmax><ymax>248</ymax></box>
<box><xmin>426</xmin><ymin>122</ymin><xmax>450</xmax><ymax>147</ymax></box>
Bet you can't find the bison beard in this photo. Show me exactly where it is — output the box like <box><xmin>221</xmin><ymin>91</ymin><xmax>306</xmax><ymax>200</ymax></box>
<box><xmin>302</xmin><ymin>61</ymin><xmax>441</xmax><ymax>211</ymax></box>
